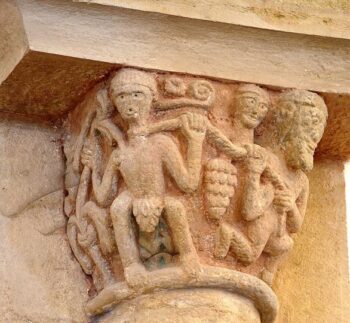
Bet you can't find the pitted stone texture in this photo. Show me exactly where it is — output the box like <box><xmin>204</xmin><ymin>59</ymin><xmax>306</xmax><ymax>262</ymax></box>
<box><xmin>274</xmin><ymin>160</ymin><xmax>350</xmax><ymax>323</ymax></box>
<box><xmin>0</xmin><ymin>52</ymin><xmax>113</xmax><ymax>118</ymax></box>
<box><xmin>98</xmin><ymin>288</ymin><xmax>261</xmax><ymax>323</ymax></box>
<box><xmin>0</xmin><ymin>117</ymin><xmax>63</xmax><ymax>217</ymax></box>
<box><xmin>0</xmin><ymin>117</ymin><xmax>88</xmax><ymax>322</ymax></box>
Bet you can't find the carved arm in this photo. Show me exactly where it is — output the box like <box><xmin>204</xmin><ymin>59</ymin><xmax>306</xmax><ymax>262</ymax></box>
<box><xmin>241</xmin><ymin>172</ymin><xmax>274</xmax><ymax>221</ymax></box>
<box><xmin>161</xmin><ymin>137</ymin><xmax>202</xmax><ymax>193</ymax></box>
<box><xmin>160</xmin><ymin>114</ymin><xmax>206</xmax><ymax>193</ymax></box>
<box><xmin>241</xmin><ymin>145</ymin><xmax>275</xmax><ymax>221</ymax></box>
<box><xmin>81</xmin><ymin>134</ymin><xmax>119</xmax><ymax>208</ymax></box>
<box><xmin>143</xmin><ymin>117</ymin><xmax>247</xmax><ymax>160</ymax></box>
<box><xmin>286</xmin><ymin>175</ymin><xmax>309</xmax><ymax>233</ymax></box>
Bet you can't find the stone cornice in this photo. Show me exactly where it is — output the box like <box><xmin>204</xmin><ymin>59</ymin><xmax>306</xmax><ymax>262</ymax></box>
<box><xmin>75</xmin><ymin>0</ymin><xmax>350</xmax><ymax>41</ymax></box>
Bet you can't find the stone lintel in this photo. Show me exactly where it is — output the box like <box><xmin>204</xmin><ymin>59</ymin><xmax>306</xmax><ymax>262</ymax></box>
<box><xmin>0</xmin><ymin>0</ymin><xmax>28</xmax><ymax>85</ymax></box>
<box><xmin>15</xmin><ymin>0</ymin><xmax>350</xmax><ymax>95</ymax></box>
<box><xmin>75</xmin><ymin>0</ymin><xmax>350</xmax><ymax>41</ymax></box>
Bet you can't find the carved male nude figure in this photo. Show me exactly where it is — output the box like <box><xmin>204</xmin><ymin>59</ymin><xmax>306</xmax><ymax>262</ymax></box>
<box><xmin>82</xmin><ymin>68</ymin><xmax>206</xmax><ymax>286</ymax></box>
<box><xmin>216</xmin><ymin>89</ymin><xmax>327</xmax><ymax>285</ymax></box>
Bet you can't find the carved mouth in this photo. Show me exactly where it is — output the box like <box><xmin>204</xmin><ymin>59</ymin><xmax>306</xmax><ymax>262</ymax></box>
<box><xmin>126</xmin><ymin>111</ymin><xmax>138</xmax><ymax>117</ymax></box>
<box><xmin>248</xmin><ymin>114</ymin><xmax>258</xmax><ymax>120</ymax></box>
<box><xmin>244</xmin><ymin>114</ymin><xmax>259</xmax><ymax>124</ymax></box>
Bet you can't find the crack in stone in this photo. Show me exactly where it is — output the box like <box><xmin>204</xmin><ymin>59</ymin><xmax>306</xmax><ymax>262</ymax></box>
<box><xmin>0</xmin><ymin>184</ymin><xmax>78</xmax><ymax>219</ymax></box>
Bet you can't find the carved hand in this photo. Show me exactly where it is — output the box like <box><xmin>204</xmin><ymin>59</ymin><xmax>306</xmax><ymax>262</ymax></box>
<box><xmin>81</xmin><ymin>143</ymin><xmax>95</xmax><ymax>169</ymax></box>
<box><xmin>77</xmin><ymin>224</ymin><xmax>98</xmax><ymax>248</ymax></box>
<box><xmin>180</xmin><ymin>112</ymin><xmax>207</xmax><ymax>141</ymax></box>
<box><xmin>273</xmin><ymin>188</ymin><xmax>295</xmax><ymax>213</ymax></box>
<box><xmin>110</xmin><ymin>150</ymin><xmax>122</xmax><ymax>168</ymax></box>
<box><xmin>244</xmin><ymin>144</ymin><xmax>267</xmax><ymax>175</ymax></box>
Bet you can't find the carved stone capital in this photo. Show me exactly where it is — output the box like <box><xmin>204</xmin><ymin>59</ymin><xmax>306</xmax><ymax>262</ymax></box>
<box><xmin>64</xmin><ymin>68</ymin><xmax>328</xmax><ymax>322</ymax></box>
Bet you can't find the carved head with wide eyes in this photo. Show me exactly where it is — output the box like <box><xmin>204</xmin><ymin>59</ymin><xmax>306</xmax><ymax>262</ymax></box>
<box><xmin>275</xmin><ymin>89</ymin><xmax>328</xmax><ymax>172</ymax></box>
<box><xmin>234</xmin><ymin>84</ymin><xmax>270</xmax><ymax>129</ymax></box>
<box><xmin>109</xmin><ymin>68</ymin><xmax>158</xmax><ymax>124</ymax></box>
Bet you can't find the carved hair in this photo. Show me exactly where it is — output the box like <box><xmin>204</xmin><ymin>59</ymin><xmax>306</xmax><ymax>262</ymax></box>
<box><xmin>278</xmin><ymin>89</ymin><xmax>328</xmax><ymax>118</ymax></box>
<box><xmin>274</xmin><ymin>89</ymin><xmax>328</xmax><ymax>144</ymax></box>
<box><xmin>109</xmin><ymin>68</ymin><xmax>158</xmax><ymax>101</ymax></box>
<box><xmin>235</xmin><ymin>84</ymin><xmax>270</xmax><ymax>105</ymax></box>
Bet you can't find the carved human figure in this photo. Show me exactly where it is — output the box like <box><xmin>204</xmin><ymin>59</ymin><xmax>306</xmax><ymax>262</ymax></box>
<box><xmin>213</xmin><ymin>85</ymin><xmax>270</xmax><ymax>242</ymax></box>
<box><xmin>216</xmin><ymin>89</ymin><xmax>327</xmax><ymax>285</ymax></box>
<box><xmin>82</xmin><ymin>68</ymin><xmax>206</xmax><ymax>287</ymax></box>
<box><xmin>231</xmin><ymin>84</ymin><xmax>270</xmax><ymax>143</ymax></box>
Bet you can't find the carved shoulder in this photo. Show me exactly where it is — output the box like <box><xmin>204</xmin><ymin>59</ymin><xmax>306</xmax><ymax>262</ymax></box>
<box><xmin>297</xmin><ymin>170</ymin><xmax>309</xmax><ymax>197</ymax></box>
<box><xmin>151</xmin><ymin>133</ymin><xmax>179</xmax><ymax>153</ymax></box>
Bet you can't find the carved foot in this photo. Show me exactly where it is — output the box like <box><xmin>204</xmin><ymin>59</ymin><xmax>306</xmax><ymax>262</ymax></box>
<box><xmin>230</xmin><ymin>227</ymin><xmax>256</xmax><ymax>266</ymax></box>
<box><xmin>214</xmin><ymin>222</ymin><xmax>234</xmax><ymax>259</ymax></box>
<box><xmin>260</xmin><ymin>269</ymin><xmax>274</xmax><ymax>286</ymax></box>
<box><xmin>124</xmin><ymin>262</ymin><xmax>150</xmax><ymax>288</ymax></box>
<box><xmin>180</xmin><ymin>253</ymin><xmax>202</xmax><ymax>277</ymax></box>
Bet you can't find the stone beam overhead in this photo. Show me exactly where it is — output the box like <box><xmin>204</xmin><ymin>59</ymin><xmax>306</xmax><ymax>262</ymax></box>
<box><xmin>0</xmin><ymin>52</ymin><xmax>114</xmax><ymax>118</ymax></box>
<box><xmin>75</xmin><ymin>0</ymin><xmax>350</xmax><ymax>41</ymax></box>
<box><xmin>0</xmin><ymin>0</ymin><xmax>28</xmax><ymax>85</ymax></box>
<box><xmin>16</xmin><ymin>0</ymin><xmax>350</xmax><ymax>94</ymax></box>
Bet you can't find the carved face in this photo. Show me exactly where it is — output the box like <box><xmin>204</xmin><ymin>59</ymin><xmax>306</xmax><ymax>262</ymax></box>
<box><xmin>110</xmin><ymin>84</ymin><xmax>153</xmax><ymax>123</ymax></box>
<box><xmin>235</xmin><ymin>92</ymin><xmax>268</xmax><ymax>129</ymax></box>
<box><xmin>283</xmin><ymin>105</ymin><xmax>326</xmax><ymax>172</ymax></box>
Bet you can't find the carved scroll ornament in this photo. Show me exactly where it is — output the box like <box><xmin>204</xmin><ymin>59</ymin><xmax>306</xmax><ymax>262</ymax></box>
<box><xmin>63</xmin><ymin>68</ymin><xmax>328</xmax><ymax>322</ymax></box>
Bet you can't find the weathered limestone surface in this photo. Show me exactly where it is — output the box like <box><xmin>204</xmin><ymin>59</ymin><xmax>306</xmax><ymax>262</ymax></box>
<box><xmin>1</xmin><ymin>53</ymin><xmax>350</xmax><ymax>160</ymax></box>
<box><xmin>275</xmin><ymin>160</ymin><xmax>350</xmax><ymax>323</ymax></box>
<box><xmin>0</xmin><ymin>52</ymin><xmax>113</xmax><ymax>119</ymax></box>
<box><xmin>98</xmin><ymin>289</ymin><xmax>261</xmax><ymax>323</ymax></box>
<box><xmin>0</xmin><ymin>0</ymin><xmax>28</xmax><ymax>85</ymax></box>
<box><xmin>0</xmin><ymin>1</ymin><xmax>349</xmax><ymax>322</ymax></box>
<box><xmin>16</xmin><ymin>0</ymin><xmax>350</xmax><ymax>93</ymax></box>
<box><xmin>76</xmin><ymin>0</ymin><xmax>350</xmax><ymax>40</ymax></box>
<box><xmin>0</xmin><ymin>115</ymin><xmax>88</xmax><ymax>322</ymax></box>
<box><xmin>317</xmin><ymin>93</ymin><xmax>350</xmax><ymax>160</ymax></box>
<box><xmin>60</xmin><ymin>67</ymin><xmax>333</xmax><ymax>322</ymax></box>
<box><xmin>0</xmin><ymin>64</ymin><xmax>348</xmax><ymax>323</ymax></box>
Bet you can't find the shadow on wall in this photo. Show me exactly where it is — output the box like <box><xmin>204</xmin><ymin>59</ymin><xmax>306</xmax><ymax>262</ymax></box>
<box><xmin>344</xmin><ymin>161</ymin><xmax>350</xmax><ymax>279</ymax></box>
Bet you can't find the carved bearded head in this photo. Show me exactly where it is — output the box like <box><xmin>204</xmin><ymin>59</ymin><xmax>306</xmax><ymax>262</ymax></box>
<box><xmin>109</xmin><ymin>68</ymin><xmax>158</xmax><ymax>124</ymax></box>
<box><xmin>234</xmin><ymin>84</ymin><xmax>270</xmax><ymax>129</ymax></box>
<box><xmin>275</xmin><ymin>89</ymin><xmax>328</xmax><ymax>172</ymax></box>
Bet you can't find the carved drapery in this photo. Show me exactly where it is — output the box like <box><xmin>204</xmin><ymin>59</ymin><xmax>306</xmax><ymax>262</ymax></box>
<box><xmin>63</xmin><ymin>68</ymin><xmax>328</xmax><ymax>322</ymax></box>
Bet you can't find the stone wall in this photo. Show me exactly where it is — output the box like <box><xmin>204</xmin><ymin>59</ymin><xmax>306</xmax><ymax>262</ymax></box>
<box><xmin>0</xmin><ymin>114</ymin><xmax>87</xmax><ymax>322</ymax></box>
<box><xmin>275</xmin><ymin>160</ymin><xmax>350</xmax><ymax>322</ymax></box>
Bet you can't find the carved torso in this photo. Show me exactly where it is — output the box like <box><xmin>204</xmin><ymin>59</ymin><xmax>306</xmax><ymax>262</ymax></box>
<box><xmin>117</xmin><ymin>134</ymin><xmax>167</xmax><ymax>198</ymax></box>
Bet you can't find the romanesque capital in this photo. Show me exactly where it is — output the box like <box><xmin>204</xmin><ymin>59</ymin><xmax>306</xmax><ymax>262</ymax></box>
<box><xmin>64</xmin><ymin>68</ymin><xmax>328</xmax><ymax>322</ymax></box>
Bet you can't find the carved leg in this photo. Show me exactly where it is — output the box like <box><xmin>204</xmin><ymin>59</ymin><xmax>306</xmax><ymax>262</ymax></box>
<box><xmin>261</xmin><ymin>234</ymin><xmax>294</xmax><ymax>286</ymax></box>
<box><xmin>138</xmin><ymin>230</ymin><xmax>161</xmax><ymax>257</ymax></box>
<box><xmin>214</xmin><ymin>222</ymin><xmax>256</xmax><ymax>265</ymax></box>
<box><xmin>89</xmin><ymin>244</ymin><xmax>116</xmax><ymax>288</ymax></box>
<box><xmin>163</xmin><ymin>197</ymin><xmax>200</xmax><ymax>276</ymax></box>
<box><xmin>78</xmin><ymin>202</ymin><xmax>116</xmax><ymax>287</ymax></box>
<box><xmin>110</xmin><ymin>191</ymin><xmax>149</xmax><ymax>287</ymax></box>
<box><xmin>215</xmin><ymin>213</ymin><xmax>274</xmax><ymax>266</ymax></box>
<box><xmin>81</xmin><ymin>201</ymin><xmax>115</xmax><ymax>255</ymax></box>
<box><xmin>67</xmin><ymin>216</ymin><xmax>93</xmax><ymax>275</ymax></box>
